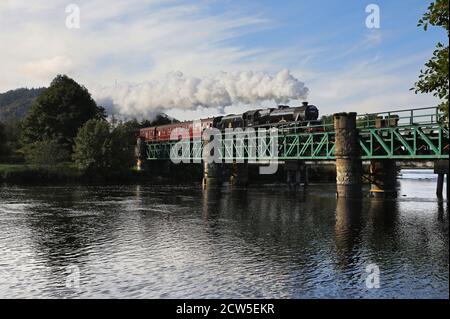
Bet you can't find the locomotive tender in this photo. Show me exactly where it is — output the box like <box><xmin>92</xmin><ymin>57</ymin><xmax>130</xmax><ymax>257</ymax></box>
<box><xmin>140</xmin><ymin>102</ymin><xmax>319</xmax><ymax>142</ymax></box>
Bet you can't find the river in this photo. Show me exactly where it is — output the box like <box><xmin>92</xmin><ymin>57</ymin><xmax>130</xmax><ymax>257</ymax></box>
<box><xmin>0</xmin><ymin>170</ymin><xmax>448</xmax><ymax>298</ymax></box>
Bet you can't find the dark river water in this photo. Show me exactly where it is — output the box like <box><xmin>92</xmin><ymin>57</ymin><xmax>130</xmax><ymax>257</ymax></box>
<box><xmin>0</xmin><ymin>170</ymin><xmax>448</xmax><ymax>299</ymax></box>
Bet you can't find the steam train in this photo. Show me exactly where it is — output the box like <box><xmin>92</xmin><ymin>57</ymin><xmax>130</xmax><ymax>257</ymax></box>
<box><xmin>139</xmin><ymin>102</ymin><xmax>320</xmax><ymax>142</ymax></box>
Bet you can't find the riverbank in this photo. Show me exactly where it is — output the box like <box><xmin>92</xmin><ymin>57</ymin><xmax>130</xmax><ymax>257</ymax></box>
<box><xmin>0</xmin><ymin>162</ymin><xmax>341</xmax><ymax>185</ymax></box>
<box><xmin>0</xmin><ymin>163</ymin><xmax>203</xmax><ymax>185</ymax></box>
<box><xmin>0</xmin><ymin>164</ymin><xmax>138</xmax><ymax>184</ymax></box>
<box><xmin>0</xmin><ymin>164</ymin><xmax>80</xmax><ymax>184</ymax></box>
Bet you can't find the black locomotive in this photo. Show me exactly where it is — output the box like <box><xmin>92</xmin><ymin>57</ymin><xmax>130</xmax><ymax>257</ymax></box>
<box><xmin>214</xmin><ymin>102</ymin><xmax>319</xmax><ymax>130</ymax></box>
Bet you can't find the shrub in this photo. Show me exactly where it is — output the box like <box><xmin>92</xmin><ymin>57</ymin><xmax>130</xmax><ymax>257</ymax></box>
<box><xmin>24</xmin><ymin>139</ymin><xmax>71</xmax><ymax>167</ymax></box>
<box><xmin>73</xmin><ymin>119</ymin><xmax>135</xmax><ymax>177</ymax></box>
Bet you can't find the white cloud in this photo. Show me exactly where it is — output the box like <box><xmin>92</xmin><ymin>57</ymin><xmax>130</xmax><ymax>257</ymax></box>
<box><xmin>0</xmin><ymin>0</ymin><xmax>274</xmax><ymax>91</ymax></box>
<box><xmin>21</xmin><ymin>55</ymin><xmax>74</xmax><ymax>79</ymax></box>
<box><xmin>0</xmin><ymin>0</ymin><xmax>441</xmax><ymax>120</ymax></box>
<box><xmin>297</xmin><ymin>51</ymin><xmax>440</xmax><ymax>116</ymax></box>
<box><xmin>95</xmin><ymin>69</ymin><xmax>308</xmax><ymax>118</ymax></box>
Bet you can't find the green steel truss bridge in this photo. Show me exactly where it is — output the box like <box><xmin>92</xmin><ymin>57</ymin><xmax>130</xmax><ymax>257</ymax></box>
<box><xmin>145</xmin><ymin>106</ymin><xmax>449</xmax><ymax>162</ymax></box>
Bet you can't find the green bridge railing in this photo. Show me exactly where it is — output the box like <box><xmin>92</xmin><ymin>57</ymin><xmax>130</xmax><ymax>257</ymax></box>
<box><xmin>145</xmin><ymin>106</ymin><xmax>449</xmax><ymax>161</ymax></box>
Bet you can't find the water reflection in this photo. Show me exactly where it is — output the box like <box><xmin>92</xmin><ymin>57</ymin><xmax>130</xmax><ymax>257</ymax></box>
<box><xmin>0</xmin><ymin>181</ymin><xmax>448</xmax><ymax>298</ymax></box>
<box><xmin>367</xmin><ymin>198</ymin><xmax>399</xmax><ymax>251</ymax></box>
<box><xmin>368</xmin><ymin>199</ymin><xmax>398</xmax><ymax>231</ymax></box>
<box><xmin>334</xmin><ymin>198</ymin><xmax>363</xmax><ymax>271</ymax></box>
<box><xmin>17</xmin><ymin>187</ymin><xmax>132</xmax><ymax>298</ymax></box>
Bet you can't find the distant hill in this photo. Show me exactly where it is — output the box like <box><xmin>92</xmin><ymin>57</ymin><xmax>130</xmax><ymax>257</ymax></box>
<box><xmin>0</xmin><ymin>88</ymin><xmax>46</xmax><ymax>123</ymax></box>
<box><xmin>0</xmin><ymin>87</ymin><xmax>179</xmax><ymax>126</ymax></box>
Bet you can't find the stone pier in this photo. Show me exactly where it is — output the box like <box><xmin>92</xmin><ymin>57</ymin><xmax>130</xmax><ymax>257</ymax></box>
<box><xmin>135</xmin><ymin>136</ymin><xmax>147</xmax><ymax>171</ymax></box>
<box><xmin>202</xmin><ymin>161</ymin><xmax>223</xmax><ymax>188</ymax></box>
<box><xmin>285</xmin><ymin>160</ymin><xmax>308</xmax><ymax>187</ymax></box>
<box><xmin>333</xmin><ymin>112</ymin><xmax>362</xmax><ymax>198</ymax></box>
<box><xmin>230</xmin><ymin>162</ymin><xmax>249</xmax><ymax>186</ymax></box>
<box><xmin>369</xmin><ymin>160</ymin><xmax>398</xmax><ymax>198</ymax></box>
<box><xmin>434</xmin><ymin>159</ymin><xmax>449</xmax><ymax>199</ymax></box>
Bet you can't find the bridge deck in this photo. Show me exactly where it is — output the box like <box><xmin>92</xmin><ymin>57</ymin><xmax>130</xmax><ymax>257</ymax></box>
<box><xmin>145</xmin><ymin>107</ymin><xmax>449</xmax><ymax>161</ymax></box>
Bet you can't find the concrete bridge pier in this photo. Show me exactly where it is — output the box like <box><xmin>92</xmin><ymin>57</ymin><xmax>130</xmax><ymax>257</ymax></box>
<box><xmin>230</xmin><ymin>162</ymin><xmax>249</xmax><ymax>186</ymax></box>
<box><xmin>202</xmin><ymin>161</ymin><xmax>223</xmax><ymax>189</ymax></box>
<box><xmin>369</xmin><ymin>160</ymin><xmax>398</xmax><ymax>198</ymax></box>
<box><xmin>434</xmin><ymin>159</ymin><xmax>449</xmax><ymax>199</ymax></box>
<box><xmin>285</xmin><ymin>160</ymin><xmax>308</xmax><ymax>188</ymax></box>
<box><xmin>436</xmin><ymin>174</ymin><xmax>446</xmax><ymax>198</ymax></box>
<box><xmin>303</xmin><ymin>165</ymin><xmax>309</xmax><ymax>186</ymax></box>
<box><xmin>334</xmin><ymin>112</ymin><xmax>362</xmax><ymax>198</ymax></box>
<box><xmin>135</xmin><ymin>136</ymin><xmax>147</xmax><ymax>171</ymax></box>
<box><xmin>136</xmin><ymin>159</ymin><xmax>148</xmax><ymax>171</ymax></box>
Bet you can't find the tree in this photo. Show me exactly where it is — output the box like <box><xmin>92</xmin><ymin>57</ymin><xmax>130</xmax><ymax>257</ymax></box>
<box><xmin>73</xmin><ymin>119</ymin><xmax>111</xmax><ymax>174</ymax></box>
<box><xmin>356</xmin><ymin>114</ymin><xmax>378</xmax><ymax>128</ymax></box>
<box><xmin>21</xmin><ymin>75</ymin><xmax>106</xmax><ymax>150</ymax></box>
<box><xmin>73</xmin><ymin>119</ymin><xmax>135</xmax><ymax>176</ymax></box>
<box><xmin>413</xmin><ymin>0</ymin><xmax>449</xmax><ymax>121</ymax></box>
<box><xmin>320</xmin><ymin>115</ymin><xmax>334</xmax><ymax>131</ymax></box>
<box><xmin>108</xmin><ymin>123</ymin><xmax>136</xmax><ymax>172</ymax></box>
<box><xmin>0</xmin><ymin>87</ymin><xmax>46</xmax><ymax>122</ymax></box>
<box><xmin>24</xmin><ymin>139</ymin><xmax>70</xmax><ymax>167</ymax></box>
<box><xmin>0</xmin><ymin>121</ymin><xmax>7</xmax><ymax>156</ymax></box>
<box><xmin>2</xmin><ymin>121</ymin><xmax>23</xmax><ymax>158</ymax></box>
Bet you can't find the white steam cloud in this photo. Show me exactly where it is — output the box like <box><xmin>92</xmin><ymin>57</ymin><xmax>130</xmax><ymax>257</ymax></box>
<box><xmin>95</xmin><ymin>69</ymin><xmax>308</xmax><ymax>117</ymax></box>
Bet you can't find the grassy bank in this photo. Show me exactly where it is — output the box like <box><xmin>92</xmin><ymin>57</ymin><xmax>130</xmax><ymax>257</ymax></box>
<box><xmin>0</xmin><ymin>163</ymin><xmax>82</xmax><ymax>184</ymax></box>
<box><xmin>0</xmin><ymin>163</ymin><xmax>200</xmax><ymax>185</ymax></box>
<box><xmin>0</xmin><ymin>163</ymin><xmax>149</xmax><ymax>184</ymax></box>
<box><xmin>1</xmin><ymin>162</ymin><xmax>342</xmax><ymax>185</ymax></box>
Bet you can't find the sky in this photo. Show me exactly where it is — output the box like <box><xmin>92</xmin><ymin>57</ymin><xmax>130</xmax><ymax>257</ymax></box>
<box><xmin>0</xmin><ymin>0</ymin><xmax>447</xmax><ymax>120</ymax></box>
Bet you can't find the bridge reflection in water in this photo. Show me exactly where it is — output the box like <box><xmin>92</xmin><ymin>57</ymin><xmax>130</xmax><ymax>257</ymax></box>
<box><xmin>199</xmin><ymin>183</ymin><xmax>448</xmax><ymax>297</ymax></box>
<box><xmin>0</xmin><ymin>182</ymin><xmax>447</xmax><ymax>298</ymax></box>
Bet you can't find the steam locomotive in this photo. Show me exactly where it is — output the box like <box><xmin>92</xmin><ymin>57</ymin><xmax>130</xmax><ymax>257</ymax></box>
<box><xmin>140</xmin><ymin>102</ymin><xmax>320</xmax><ymax>142</ymax></box>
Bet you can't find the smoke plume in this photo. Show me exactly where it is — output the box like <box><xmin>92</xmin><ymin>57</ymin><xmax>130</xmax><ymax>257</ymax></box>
<box><xmin>95</xmin><ymin>69</ymin><xmax>309</xmax><ymax>117</ymax></box>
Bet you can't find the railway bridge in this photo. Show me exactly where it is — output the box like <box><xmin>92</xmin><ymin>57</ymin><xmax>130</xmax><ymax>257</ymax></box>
<box><xmin>139</xmin><ymin>106</ymin><xmax>449</xmax><ymax>198</ymax></box>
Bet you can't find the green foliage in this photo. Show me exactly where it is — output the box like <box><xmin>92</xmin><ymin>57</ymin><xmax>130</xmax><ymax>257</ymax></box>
<box><xmin>73</xmin><ymin>119</ymin><xmax>110</xmax><ymax>173</ymax></box>
<box><xmin>0</xmin><ymin>163</ymin><xmax>81</xmax><ymax>184</ymax></box>
<box><xmin>21</xmin><ymin>75</ymin><xmax>106</xmax><ymax>150</ymax></box>
<box><xmin>0</xmin><ymin>87</ymin><xmax>45</xmax><ymax>123</ymax></box>
<box><xmin>24</xmin><ymin>139</ymin><xmax>71</xmax><ymax>167</ymax></box>
<box><xmin>417</xmin><ymin>0</ymin><xmax>449</xmax><ymax>32</ymax></box>
<box><xmin>73</xmin><ymin>119</ymin><xmax>135</xmax><ymax>176</ymax></box>
<box><xmin>3</xmin><ymin>121</ymin><xmax>22</xmax><ymax>155</ymax></box>
<box><xmin>320</xmin><ymin>115</ymin><xmax>334</xmax><ymax>131</ymax></box>
<box><xmin>0</xmin><ymin>122</ymin><xmax>7</xmax><ymax>156</ymax></box>
<box><xmin>356</xmin><ymin>114</ymin><xmax>378</xmax><ymax>128</ymax></box>
<box><xmin>413</xmin><ymin>0</ymin><xmax>449</xmax><ymax>121</ymax></box>
<box><xmin>0</xmin><ymin>121</ymin><xmax>23</xmax><ymax>158</ymax></box>
<box><xmin>109</xmin><ymin>123</ymin><xmax>136</xmax><ymax>172</ymax></box>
